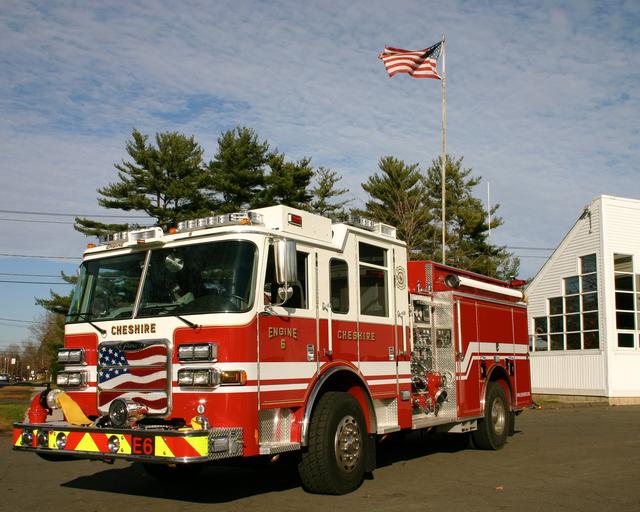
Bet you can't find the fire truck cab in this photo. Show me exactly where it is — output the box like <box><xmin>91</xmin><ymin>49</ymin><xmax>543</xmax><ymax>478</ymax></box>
<box><xmin>13</xmin><ymin>205</ymin><xmax>531</xmax><ymax>494</ymax></box>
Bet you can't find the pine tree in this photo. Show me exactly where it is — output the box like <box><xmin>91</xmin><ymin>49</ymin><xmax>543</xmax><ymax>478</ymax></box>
<box><xmin>259</xmin><ymin>153</ymin><xmax>314</xmax><ymax>208</ymax></box>
<box><xmin>207</xmin><ymin>127</ymin><xmax>270</xmax><ymax>212</ymax></box>
<box><xmin>424</xmin><ymin>155</ymin><xmax>519</xmax><ymax>279</ymax></box>
<box><xmin>361</xmin><ymin>156</ymin><xmax>432</xmax><ymax>256</ymax></box>
<box><xmin>74</xmin><ymin>129</ymin><xmax>209</xmax><ymax>236</ymax></box>
<box><xmin>308</xmin><ymin>167</ymin><xmax>351</xmax><ymax>219</ymax></box>
<box><xmin>35</xmin><ymin>272</ymin><xmax>77</xmax><ymax>315</ymax></box>
<box><xmin>34</xmin><ymin>272</ymin><xmax>77</xmax><ymax>376</ymax></box>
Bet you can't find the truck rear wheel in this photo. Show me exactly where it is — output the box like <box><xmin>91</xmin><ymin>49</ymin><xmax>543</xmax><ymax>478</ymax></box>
<box><xmin>298</xmin><ymin>391</ymin><xmax>366</xmax><ymax>494</ymax></box>
<box><xmin>472</xmin><ymin>382</ymin><xmax>509</xmax><ymax>450</ymax></box>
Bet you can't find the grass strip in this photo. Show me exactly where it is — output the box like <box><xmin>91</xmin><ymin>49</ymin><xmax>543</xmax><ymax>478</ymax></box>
<box><xmin>0</xmin><ymin>403</ymin><xmax>28</xmax><ymax>431</ymax></box>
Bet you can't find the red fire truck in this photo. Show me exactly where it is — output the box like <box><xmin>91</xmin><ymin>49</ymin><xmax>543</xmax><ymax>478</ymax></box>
<box><xmin>13</xmin><ymin>205</ymin><xmax>531</xmax><ymax>494</ymax></box>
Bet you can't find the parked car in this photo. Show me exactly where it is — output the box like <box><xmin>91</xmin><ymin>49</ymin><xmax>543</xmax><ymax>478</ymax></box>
<box><xmin>0</xmin><ymin>373</ymin><xmax>9</xmax><ymax>384</ymax></box>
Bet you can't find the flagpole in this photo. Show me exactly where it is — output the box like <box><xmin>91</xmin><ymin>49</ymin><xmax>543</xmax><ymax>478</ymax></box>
<box><xmin>440</xmin><ymin>34</ymin><xmax>446</xmax><ymax>264</ymax></box>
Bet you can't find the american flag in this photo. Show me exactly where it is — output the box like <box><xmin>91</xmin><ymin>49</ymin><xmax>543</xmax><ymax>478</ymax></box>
<box><xmin>379</xmin><ymin>42</ymin><xmax>442</xmax><ymax>79</ymax></box>
<box><xmin>98</xmin><ymin>343</ymin><xmax>168</xmax><ymax>414</ymax></box>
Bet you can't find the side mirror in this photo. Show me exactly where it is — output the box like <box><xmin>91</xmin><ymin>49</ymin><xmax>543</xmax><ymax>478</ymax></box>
<box><xmin>274</xmin><ymin>239</ymin><xmax>297</xmax><ymax>285</ymax></box>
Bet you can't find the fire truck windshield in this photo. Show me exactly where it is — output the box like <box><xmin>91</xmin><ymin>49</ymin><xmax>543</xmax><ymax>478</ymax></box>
<box><xmin>66</xmin><ymin>240</ymin><xmax>258</xmax><ymax>323</ymax></box>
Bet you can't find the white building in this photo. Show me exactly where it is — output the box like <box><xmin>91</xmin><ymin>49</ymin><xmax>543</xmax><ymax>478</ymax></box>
<box><xmin>526</xmin><ymin>195</ymin><xmax>640</xmax><ymax>404</ymax></box>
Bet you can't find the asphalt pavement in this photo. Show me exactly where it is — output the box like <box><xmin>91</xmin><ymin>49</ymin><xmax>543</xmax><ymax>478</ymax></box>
<box><xmin>1</xmin><ymin>404</ymin><xmax>639</xmax><ymax>511</ymax></box>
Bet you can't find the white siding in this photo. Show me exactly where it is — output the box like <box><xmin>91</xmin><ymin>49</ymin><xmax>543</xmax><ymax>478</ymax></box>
<box><xmin>600</xmin><ymin>196</ymin><xmax>640</xmax><ymax>395</ymax></box>
<box><xmin>610</xmin><ymin>354</ymin><xmax>640</xmax><ymax>396</ymax></box>
<box><xmin>531</xmin><ymin>353</ymin><xmax>606</xmax><ymax>395</ymax></box>
<box><xmin>527</xmin><ymin>197</ymin><xmax>606</xmax><ymax>395</ymax></box>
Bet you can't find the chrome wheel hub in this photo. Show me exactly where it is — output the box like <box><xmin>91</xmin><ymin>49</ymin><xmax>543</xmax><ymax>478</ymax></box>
<box><xmin>334</xmin><ymin>415</ymin><xmax>361</xmax><ymax>473</ymax></box>
<box><xmin>491</xmin><ymin>397</ymin><xmax>506</xmax><ymax>436</ymax></box>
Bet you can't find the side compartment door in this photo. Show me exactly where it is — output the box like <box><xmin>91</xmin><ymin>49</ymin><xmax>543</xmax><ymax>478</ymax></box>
<box><xmin>455</xmin><ymin>298</ymin><xmax>482</xmax><ymax>418</ymax></box>
<box><xmin>512</xmin><ymin>307</ymin><xmax>532</xmax><ymax>408</ymax></box>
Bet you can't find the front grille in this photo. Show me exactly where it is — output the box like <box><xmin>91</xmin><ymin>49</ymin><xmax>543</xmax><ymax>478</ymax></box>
<box><xmin>97</xmin><ymin>339</ymin><xmax>170</xmax><ymax>416</ymax></box>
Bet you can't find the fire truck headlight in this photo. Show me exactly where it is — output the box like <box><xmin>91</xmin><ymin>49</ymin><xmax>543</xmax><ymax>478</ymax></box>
<box><xmin>193</xmin><ymin>370</ymin><xmax>212</xmax><ymax>386</ymax></box>
<box><xmin>56</xmin><ymin>371</ymin><xmax>87</xmax><ymax>388</ymax></box>
<box><xmin>178</xmin><ymin>343</ymin><xmax>217</xmax><ymax>362</ymax></box>
<box><xmin>57</xmin><ymin>348</ymin><xmax>84</xmax><ymax>364</ymax></box>
<box><xmin>37</xmin><ymin>430</ymin><xmax>49</xmax><ymax>448</ymax></box>
<box><xmin>178</xmin><ymin>345</ymin><xmax>194</xmax><ymax>361</ymax></box>
<box><xmin>178</xmin><ymin>368</ymin><xmax>220</xmax><ymax>387</ymax></box>
<box><xmin>178</xmin><ymin>369</ymin><xmax>194</xmax><ymax>386</ymax></box>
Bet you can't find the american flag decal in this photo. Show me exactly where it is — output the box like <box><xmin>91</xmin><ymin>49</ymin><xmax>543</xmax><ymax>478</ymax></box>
<box><xmin>98</xmin><ymin>341</ymin><xmax>169</xmax><ymax>415</ymax></box>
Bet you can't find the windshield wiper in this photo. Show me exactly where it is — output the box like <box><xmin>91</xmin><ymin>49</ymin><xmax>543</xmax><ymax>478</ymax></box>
<box><xmin>76</xmin><ymin>313</ymin><xmax>107</xmax><ymax>336</ymax></box>
<box><xmin>175</xmin><ymin>315</ymin><xmax>200</xmax><ymax>330</ymax></box>
<box><xmin>137</xmin><ymin>304</ymin><xmax>199</xmax><ymax>330</ymax></box>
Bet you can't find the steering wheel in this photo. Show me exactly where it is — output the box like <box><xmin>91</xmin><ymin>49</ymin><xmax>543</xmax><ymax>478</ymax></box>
<box><xmin>226</xmin><ymin>294</ymin><xmax>249</xmax><ymax>309</ymax></box>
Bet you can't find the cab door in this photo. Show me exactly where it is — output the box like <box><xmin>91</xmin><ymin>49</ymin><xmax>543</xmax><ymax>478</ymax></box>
<box><xmin>257</xmin><ymin>240</ymin><xmax>317</xmax><ymax>409</ymax></box>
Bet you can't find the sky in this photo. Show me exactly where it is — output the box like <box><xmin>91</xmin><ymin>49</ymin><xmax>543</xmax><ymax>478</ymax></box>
<box><xmin>0</xmin><ymin>0</ymin><xmax>639</xmax><ymax>350</ymax></box>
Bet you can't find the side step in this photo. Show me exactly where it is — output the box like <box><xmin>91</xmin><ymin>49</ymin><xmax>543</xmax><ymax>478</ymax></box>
<box><xmin>259</xmin><ymin>442</ymin><xmax>301</xmax><ymax>455</ymax></box>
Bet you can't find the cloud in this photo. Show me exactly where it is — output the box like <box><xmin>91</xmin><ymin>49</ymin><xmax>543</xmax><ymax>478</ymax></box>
<box><xmin>0</xmin><ymin>0</ymin><xmax>639</xmax><ymax>287</ymax></box>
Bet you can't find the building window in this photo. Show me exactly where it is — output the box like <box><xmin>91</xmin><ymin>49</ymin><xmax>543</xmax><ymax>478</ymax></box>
<box><xmin>532</xmin><ymin>253</ymin><xmax>599</xmax><ymax>352</ymax></box>
<box><xmin>533</xmin><ymin>317</ymin><xmax>548</xmax><ymax>351</ymax></box>
<box><xmin>614</xmin><ymin>254</ymin><xmax>638</xmax><ymax>348</ymax></box>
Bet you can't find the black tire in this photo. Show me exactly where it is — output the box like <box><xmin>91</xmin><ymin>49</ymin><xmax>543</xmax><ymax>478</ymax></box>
<box><xmin>298</xmin><ymin>391</ymin><xmax>367</xmax><ymax>495</ymax></box>
<box><xmin>472</xmin><ymin>382</ymin><xmax>510</xmax><ymax>450</ymax></box>
<box><xmin>140</xmin><ymin>462</ymin><xmax>204</xmax><ymax>482</ymax></box>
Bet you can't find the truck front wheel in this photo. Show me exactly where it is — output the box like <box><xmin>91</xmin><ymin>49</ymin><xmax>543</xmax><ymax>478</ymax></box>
<box><xmin>472</xmin><ymin>381</ymin><xmax>509</xmax><ymax>450</ymax></box>
<box><xmin>298</xmin><ymin>391</ymin><xmax>367</xmax><ymax>494</ymax></box>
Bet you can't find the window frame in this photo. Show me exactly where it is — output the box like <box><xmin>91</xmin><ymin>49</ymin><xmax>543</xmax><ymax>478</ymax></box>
<box><xmin>358</xmin><ymin>241</ymin><xmax>389</xmax><ymax>318</ymax></box>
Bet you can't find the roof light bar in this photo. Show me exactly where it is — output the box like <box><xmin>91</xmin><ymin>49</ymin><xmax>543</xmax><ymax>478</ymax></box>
<box><xmin>99</xmin><ymin>227</ymin><xmax>164</xmax><ymax>246</ymax></box>
<box><xmin>176</xmin><ymin>212</ymin><xmax>264</xmax><ymax>233</ymax></box>
<box><xmin>345</xmin><ymin>215</ymin><xmax>376</xmax><ymax>231</ymax></box>
<box><xmin>342</xmin><ymin>215</ymin><xmax>397</xmax><ymax>238</ymax></box>
<box><xmin>129</xmin><ymin>227</ymin><xmax>163</xmax><ymax>242</ymax></box>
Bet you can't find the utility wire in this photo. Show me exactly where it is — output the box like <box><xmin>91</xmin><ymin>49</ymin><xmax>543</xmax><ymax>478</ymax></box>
<box><xmin>0</xmin><ymin>253</ymin><xmax>81</xmax><ymax>260</ymax></box>
<box><xmin>0</xmin><ymin>208</ymin><xmax>151</xmax><ymax>219</ymax></box>
<box><xmin>506</xmin><ymin>246</ymin><xmax>555</xmax><ymax>251</ymax></box>
<box><xmin>0</xmin><ymin>217</ymin><xmax>75</xmax><ymax>225</ymax></box>
<box><xmin>0</xmin><ymin>280</ymin><xmax>73</xmax><ymax>285</ymax></box>
<box><xmin>0</xmin><ymin>272</ymin><xmax>63</xmax><ymax>278</ymax></box>
<box><xmin>0</xmin><ymin>317</ymin><xmax>39</xmax><ymax>324</ymax></box>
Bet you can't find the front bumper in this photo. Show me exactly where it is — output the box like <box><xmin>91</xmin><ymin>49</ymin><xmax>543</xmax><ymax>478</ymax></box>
<box><xmin>12</xmin><ymin>422</ymin><xmax>243</xmax><ymax>463</ymax></box>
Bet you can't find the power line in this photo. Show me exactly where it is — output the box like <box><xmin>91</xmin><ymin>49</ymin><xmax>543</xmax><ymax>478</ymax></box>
<box><xmin>0</xmin><ymin>322</ymin><xmax>32</xmax><ymax>329</ymax></box>
<box><xmin>0</xmin><ymin>272</ymin><xmax>62</xmax><ymax>278</ymax></box>
<box><xmin>506</xmin><ymin>246</ymin><xmax>555</xmax><ymax>251</ymax></box>
<box><xmin>0</xmin><ymin>317</ymin><xmax>39</xmax><ymax>324</ymax></box>
<box><xmin>0</xmin><ymin>280</ymin><xmax>74</xmax><ymax>285</ymax></box>
<box><xmin>0</xmin><ymin>217</ymin><xmax>74</xmax><ymax>225</ymax></box>
<box><xmin>0</xmin><ymin>253</ymin><xmax>81</xmax><ymax>260</ymax></box>
<box><xmin>0</xmin><ymin>208</ymin><xmax>151</xmax><ymax>219</ymax></box>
